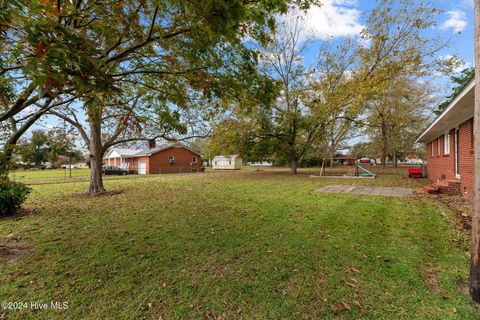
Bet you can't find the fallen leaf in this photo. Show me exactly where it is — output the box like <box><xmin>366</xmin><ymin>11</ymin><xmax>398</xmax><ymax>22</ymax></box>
<box><xmin>341</xmin><ymin>301</ymin><xmax>351</xmax><ymax>311</ymax></box>
<box><xmin>353</xmin><ymin>300</ymin><xmax>362</xmax><ymax>308</ymax></box>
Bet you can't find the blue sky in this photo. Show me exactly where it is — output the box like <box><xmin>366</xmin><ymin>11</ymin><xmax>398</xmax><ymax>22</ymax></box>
<box><xmin>298</xmin><ymin>0</ymin><xmax>474</xmax><ymax>76</ymax></box>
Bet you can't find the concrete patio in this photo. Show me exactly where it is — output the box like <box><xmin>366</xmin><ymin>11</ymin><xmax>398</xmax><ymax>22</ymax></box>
<box><xmin>315</xmin><ymin>185</ymin><xmax>413</xmax><ymax>197</ymax></box>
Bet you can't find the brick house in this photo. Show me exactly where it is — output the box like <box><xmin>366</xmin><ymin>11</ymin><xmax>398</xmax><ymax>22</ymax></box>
<box><xmin>416</xmin><ymin>78</ymin><xmax>474</xmax><ymax>196</ymax></box>
<box><xmin>103</xmin><ymin>141</ymin><xmax>203</xmax><ymax>174</ymax></box>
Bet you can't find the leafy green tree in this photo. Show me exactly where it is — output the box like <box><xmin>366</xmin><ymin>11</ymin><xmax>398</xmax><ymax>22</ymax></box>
<box><xmin>362</xmin><ymin>76</ymin><xmax>432</xmax><ymax>168</ymax></box>
<box><xmin>435</xmin><ymin>67</ymin><xmax>474</xmax><ymax>115</ymax></box>
<box><xmin>15</xmin><ymin>128</ymin><xmax>84</xmax><ymax>165</ymax></box>
<box><xmin>1</xmin><ymin>0</ymin><xmax>316</xmax><ymax>193</ymax></box>
<box><xmin>16</xmin><ymin>130</ymin><xmax>50</xmax><ymax>165</ymax></box>
<box><xmin>323</xmin><ymin>0</ymin><xmax>442</xmax><ymax>168</ymax></box>
<box><xmin>209</xmin><ymin>0</ymin><xmax>442</xmax><ymax>173</ymax></box>
<box><xmin>351</xmin><ymin>142</ymin><xmax>375</xmax><ymax>160</ymax></box>
<box><xmin>208</xmin><ymin>16</ymin><xmax>333</xmax><ymax>174</ymax></box>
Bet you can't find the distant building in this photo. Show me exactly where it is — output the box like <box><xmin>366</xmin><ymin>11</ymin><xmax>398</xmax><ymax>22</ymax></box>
<box><xmin>103</xmin><ymin>141</ymin><xmax>203</xmax><ymax>174</ymax></box>
<box><xmin>73</xmin><ymin>162</ymin><xmax>89</xmax><ymax>169</ymax></box>
<box><xmin>52</xmin><ymin>155</ymin><xmax>69</xmax><ymax>167</ymax></box>
<box><xmin>212</xmin><ymin>155</ymin><xmax>242</xmax><ymax>170</ymax></box>
<box><xmin>246</xmin><ymin>161</ymin><xmax>273</xmax><ymax>167</ymax></box>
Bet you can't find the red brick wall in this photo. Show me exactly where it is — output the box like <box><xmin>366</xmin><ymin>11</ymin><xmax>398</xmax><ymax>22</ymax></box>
<box><xmin>425</xmin><ymin>118</ymin><xmax>474</xmax><ymax>196</ymax></box>
<box><xmin>132</xmin><ymin>147</ymin><xmax>202</xmax><ymax>174</ymax></box>
<box><xmin>426</xmin><ymin>129</ymin><xmax>455</xmax><ymax>180</ymax></box>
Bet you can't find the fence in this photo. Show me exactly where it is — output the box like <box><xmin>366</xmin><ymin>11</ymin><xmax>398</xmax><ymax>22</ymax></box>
<box><xmin>153</xmin><ymin>166</ymin><xmax>198</xmax><ymax>174</ymax></box>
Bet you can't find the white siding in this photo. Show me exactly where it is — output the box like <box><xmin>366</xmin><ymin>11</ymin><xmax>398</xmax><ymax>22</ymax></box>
<box><xmin>212</xmin><ymin>156</ymin><xmax>242</xmax><ymax>170</ymax></box>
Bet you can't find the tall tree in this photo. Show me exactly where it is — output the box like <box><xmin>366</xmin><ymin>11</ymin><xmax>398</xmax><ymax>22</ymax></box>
<box><xmin>209</xmin><ymin>16</ymin><xmax>332</xmax><ymax>174</ymax></box>
<box><xmin>209</xmin><ymin>0</ymin><xmax>442</xmax><ymax>172</ymax></box>
<box><xmin>313</xmin><ymin>38</ymin><xmax>359</xmax><ymax>167</ymax></box>
<box><xmin>256</xmin><ymin>16</ymin><xmax>319</xmax><ymax>174</ymax></box>
<box><xmin>470</xmin><ymin>0</ymin><xmax>480</xmax><ymax>303</ymax></box>
<box><xmin>362</xmin><ymin>77</ymin><xmax>431</xmax><ymax>168</ymax></box>
<box><xmin>1</xmin><ymin>0</ymin><xmax>315</xmax><ymax>194</ymax></box>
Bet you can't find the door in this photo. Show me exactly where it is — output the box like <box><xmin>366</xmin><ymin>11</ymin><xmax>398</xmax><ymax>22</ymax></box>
<box><xmin>455</xmin><ymin>128</ymin><xmax>460</xmax><ymax>178</ymax></box>
<box><xmin>138</xmin><ymin>160</ymin><xmax>147</xmax><ymax>175</ymax></box>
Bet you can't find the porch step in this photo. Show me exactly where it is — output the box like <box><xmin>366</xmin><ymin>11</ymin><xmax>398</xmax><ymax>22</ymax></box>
<box><xmin>445</xmin><ymin>179</ymin><xmax>461</xmax><ymax>184</ymax></box>
<box><xmin>424</xmin><ymin>185</ymin><xmax>439</xmax><ymax>194</ymax></box>
<box><xmin>435</xmin><ymin>180</ymin><xmax>448</xmax><ymax>188</ymax></box>
<box><xmin>415</xmin><ymin>179</ymin><xmax>462</xmax><ymax>196</ymax></box>
<box><xmin>414</xmin><ymin>188</ymin><xmax>427</xmax><ymax>195</ymax></box>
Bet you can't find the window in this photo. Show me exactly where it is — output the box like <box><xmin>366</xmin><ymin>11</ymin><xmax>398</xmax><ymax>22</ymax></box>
<box><xmin>214</xmin><ymin>161</ymin><xmax>217</xmax><ymax>165</ymax></box>
<box><xmin>431</xmin><ymin>142</ymin><xmax>434</xmax><ymax>157</ymax></box>
<box><xmin>444</xmin><ymin>133</ymin><xmax>450</xmax><ymax>155</ymax></box>
<box><xmin>229</xmin><ymin>161</ymin><xmax>231</xmax><ymax>165</ymax></box>
<box><xmin>437</xmin><ymin>139</ymin><xmax>440</xmax><ymax>156</ymax></box>
<box><xmin>169</xmin><ymin>156</ymin><xmax>175</xmax><ymax>164</ymax></box>
<box><xmin>192</xmin><ymin>157</ymin><xmax>197</xmax><ymax>163</ymax></box>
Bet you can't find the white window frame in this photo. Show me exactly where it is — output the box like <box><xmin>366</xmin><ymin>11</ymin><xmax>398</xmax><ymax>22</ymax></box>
<box><xmin>169</xmin><ymin>156</ymin><xmax>175</xmax><ymax>164</ymax></box>
<box><xmin>437</xmin><ymin>138</ymin><xmax>440</xmax><ymax>156</ymax></box>
<box><xmin>192</xmin><ymin>156</ymin><xmax>197</xmax><ymax>163</ymax></box>
<box><xmin>444</xmin><ymin>133</ymin><xmax>450</xmax><ymax>155</ymax></box>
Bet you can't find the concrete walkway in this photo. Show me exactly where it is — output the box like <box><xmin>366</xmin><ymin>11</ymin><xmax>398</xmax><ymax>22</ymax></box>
<box><xmin>315</xmin><ymin>185</ymin><xmax>413</xmax><ymax>197</ymax></box>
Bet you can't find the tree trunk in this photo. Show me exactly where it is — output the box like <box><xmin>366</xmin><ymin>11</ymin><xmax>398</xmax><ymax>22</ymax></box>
<box><xmin>470</xmin><ymin>0</ymin><xmax>480</xmax><ymax>303</ymax></box>
<box><xmin>290</xmin><ymin>154</ymin><xmax>297</xmax><ymax>175</ymax></box>
<box><xmin>381</xmin><ymin>118</ymin><xmax>387</xmax><ymax>169</ymax></box>
<box><xmin>393</xmin><ymin>151</ymin><xmax>398</xmax><ymax>167</ymax></box>
<box><xmin>88</xmin><ymin>110</ymin><xmax>106</xmax><ymax>195</ymax></box>
<box><xmin>330</xmin><ymin>148</ymin><xmax>335</xmax><ymax>168</ymax></box>
<box><xmin>2</xmin><ymin>144</ymin><xmax>15</xmax><ymax>163</ymax></box>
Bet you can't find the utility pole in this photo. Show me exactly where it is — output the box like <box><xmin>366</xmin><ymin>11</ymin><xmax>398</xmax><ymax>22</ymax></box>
<box><xmin>470</xmin><ymin>0</ymin><xmax>480</xmax><ymax>303</ymax></box>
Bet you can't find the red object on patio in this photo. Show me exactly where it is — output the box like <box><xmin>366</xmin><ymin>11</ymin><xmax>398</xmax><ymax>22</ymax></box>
<box><xmin>408</xmin><ymin>168</ymin><xmax>423</xmax><ymax>178</ymax></box>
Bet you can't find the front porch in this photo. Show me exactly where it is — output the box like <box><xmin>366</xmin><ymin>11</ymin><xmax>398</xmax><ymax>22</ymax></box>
<box><xmin>104</xmin><ymin>157</ymin><xmax>137</xmax><ymax>174</ymax></box>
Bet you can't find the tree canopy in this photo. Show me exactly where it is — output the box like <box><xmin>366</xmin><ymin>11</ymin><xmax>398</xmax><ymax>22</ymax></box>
<box><xmin>435</xmin><ymin>67</ymin><xmax>475</xmax><ymax>116</ymax></box>
<box><xmin>1</xmin><ymin>0</ymin><xmax>316</xmax><ymax>192</ymax></box>
<box><xmin>208</xmin><ymin>0</ymin><xmax>442</xmax><ymax>171</ymax></box>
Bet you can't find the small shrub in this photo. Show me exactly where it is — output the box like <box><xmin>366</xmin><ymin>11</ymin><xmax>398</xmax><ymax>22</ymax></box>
<box><xmin>0</xmin><ymin>180</ymin><xmax>31</xmax><ymax>216</ymax></box>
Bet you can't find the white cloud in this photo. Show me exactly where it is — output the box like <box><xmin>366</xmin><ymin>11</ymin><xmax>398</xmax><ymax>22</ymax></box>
<box><xmin>441</xmin><ymin>10</ymin><xmax>468</xmax><ymax>33</ymax></box>
<box><xmin>280</xmin><ymin>0</ymin><xmax>364</xmax><ymax>41</ymax></box>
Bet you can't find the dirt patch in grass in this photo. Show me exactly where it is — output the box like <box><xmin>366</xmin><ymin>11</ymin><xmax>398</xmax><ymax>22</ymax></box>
<box><xmin>431</xmin><ymin>195</ymin><xmax>473</xmax><ymax>232</ymax></box>
<box><xmin>454</xmin><ymin>278</ymin><xmax>469</xmax><ymax>295</ymax></box>
<box><xmin>0</xmin><ymin>208</ymin><xmax>36</xmax><ymax>221</ymax></box>
<box><xmin>421</xmin><ymin>264</ymin><xmax>440</xmax><ymax>292</ymax></box>
<box><xmin>0</xmin><ymin>234</ymin><xmax>31</xmax><ymax>265</ymax></box>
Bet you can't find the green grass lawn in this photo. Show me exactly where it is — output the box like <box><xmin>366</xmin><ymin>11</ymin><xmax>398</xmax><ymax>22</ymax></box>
<box><xmin>0</xmin><ymin>169</ymin><xmax>478</xmax><ymax>319</ymax></box>
<box><xmin>10</xmin><ymin>168</ymin><xmax>91</xmax><ymax>180</ymax></box>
